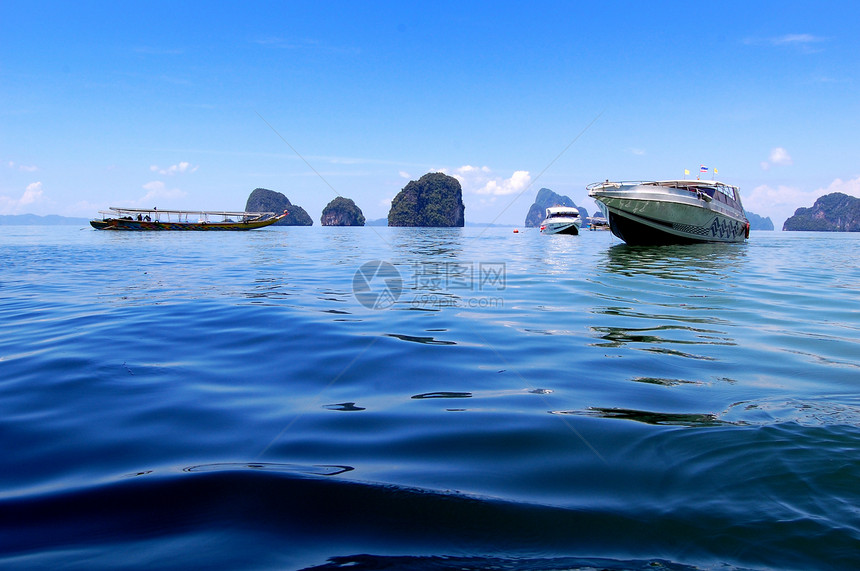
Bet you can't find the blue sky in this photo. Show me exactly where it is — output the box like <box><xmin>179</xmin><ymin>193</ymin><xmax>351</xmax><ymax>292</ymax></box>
<box><xmin>3</xmin><ymin>1</ymin><xmax>859</xmax><ymax>226</ymax></box>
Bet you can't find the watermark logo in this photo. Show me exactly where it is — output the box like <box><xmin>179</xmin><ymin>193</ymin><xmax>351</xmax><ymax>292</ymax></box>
<box><xmin>478</xmin><ymin>262</ymin><xmax>506</xmax><ymax>291</ymax></box>
<box><xmin>412</xmin><ymin>261</ymin><xmax>506</xmax><ymax>292</ymax></box>
<box><xmin>353</xmin><ymin>260</ymin><xmax>506</xmax><ymax>310</ymax></box>
<box><xmin>353</xmin><ymin>260</ymin><xmax>403</xmax><ymax>309</ymax></box>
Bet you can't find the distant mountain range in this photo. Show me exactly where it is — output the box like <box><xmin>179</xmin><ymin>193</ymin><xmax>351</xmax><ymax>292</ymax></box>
<box><xmin>0</xmin><ymin>214</ymin><xmax>90</xmax><ymax>225</ymax></box>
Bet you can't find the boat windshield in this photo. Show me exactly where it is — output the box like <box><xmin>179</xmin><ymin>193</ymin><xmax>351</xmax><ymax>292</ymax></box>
<box><xmin>653</xmin><ymin>181</ymin><xmax>743</xmax><ymax>210</ymax></box>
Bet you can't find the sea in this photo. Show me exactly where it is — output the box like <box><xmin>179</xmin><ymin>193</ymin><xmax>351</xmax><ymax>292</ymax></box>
<box><xmin>1</xmin><ymin>225</ymin><xmax>858</xmax><ymax>570</ymax></box>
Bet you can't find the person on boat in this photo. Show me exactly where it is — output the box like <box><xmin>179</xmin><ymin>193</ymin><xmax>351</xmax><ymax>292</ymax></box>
<box><xmin>137</xmin><ymin>214</ymin><xmax>142</xmax><ymax>221</ymax></box>
<box><xmin>144</xmin><ymin>214</ymin><xmax>151</xmax><ymax>221</ymax></box>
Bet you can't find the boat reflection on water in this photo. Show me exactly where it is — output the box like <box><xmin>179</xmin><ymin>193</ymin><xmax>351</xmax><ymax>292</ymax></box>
<box><xmin>599</xmin><ymin>242</ymin><xmax>748</xmax><ymax>280</ymax></box>
<box><xmin>588</xmin><ymin>242</ymin><xmax>746</xmax><ymax>362</ymax></box>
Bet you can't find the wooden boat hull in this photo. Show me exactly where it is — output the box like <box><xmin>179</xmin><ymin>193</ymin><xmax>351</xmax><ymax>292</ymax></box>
<box><xmin>90</xmin><ymin>214</ymin><xmax>285</xmax><ymax>231</ymax></box>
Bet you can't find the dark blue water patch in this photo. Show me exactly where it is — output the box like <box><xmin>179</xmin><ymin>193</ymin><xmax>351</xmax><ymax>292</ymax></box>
<box><xmin>412</xmin><ymin>392</ymin><xmax>473</xmax><ymax>399</ymax></box>
<box><xmin>2</xmin><ymin>462</ymin><xmax>857</xmax><ymax>570</ymax></box>
<box><xmin>301</xmin><ymin>554</ymin><xmax>710</xmax><ymax>570</ymax></box>
<box><xmin>386</xmin><ymin>333</ymin><xmax>458</xmax><ymax>345</ymax></box>
<box><xmin>556</xmin><ymin>407</ymin><xmax>728</xmax><ymax>427</ymax></box>
<box><xmin>323</xmin><ymin>402</ymin><xmax>367</xmax><ymax>411</ymax></box>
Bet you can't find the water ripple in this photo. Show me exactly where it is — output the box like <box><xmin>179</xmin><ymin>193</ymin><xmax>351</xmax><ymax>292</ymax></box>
<box><xmin>3</xmin><ymin>227</ymin><xmax>860</xmax><ymax>570</ymax></box>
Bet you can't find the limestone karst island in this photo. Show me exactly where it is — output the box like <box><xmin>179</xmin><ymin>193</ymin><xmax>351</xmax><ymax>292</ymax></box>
<box><xmin>387</xmin><ymin>172</ymin><xmax>465</xmax><ymax>227</ymax></box>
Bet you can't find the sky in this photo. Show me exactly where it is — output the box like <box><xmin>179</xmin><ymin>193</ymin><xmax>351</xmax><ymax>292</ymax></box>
<box><xmin>3</xmin><ymin>1</ymin><xmax>860</xmax><ymax>227</ymax></box>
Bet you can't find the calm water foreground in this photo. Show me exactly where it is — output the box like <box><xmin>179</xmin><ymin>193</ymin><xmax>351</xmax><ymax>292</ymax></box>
<box><xmin>1</xmin><ymin>225</ymin><xmax>858</xmax><ymax>570</ymax></box>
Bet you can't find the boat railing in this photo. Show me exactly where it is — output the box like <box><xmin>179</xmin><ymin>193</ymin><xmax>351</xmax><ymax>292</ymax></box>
<box><xmin>587</xmin><ymin>180</ymin><xmax>741</xmax><ymax>204</ymax></box>
<box><xmin>586</xmin><ymin>180</ymin><xmax>654</xmax><ymax>191</ymax></box>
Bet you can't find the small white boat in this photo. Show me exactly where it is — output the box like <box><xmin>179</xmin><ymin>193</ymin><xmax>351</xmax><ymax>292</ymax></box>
<box><xmin>586</xmin><ymin>215</ymin><xmax>610</xmax><ymax>230</ymax></box>
<box><xmin>540</xmin><ymin>206</ymin><xmax>582</xmax><ymax>235</ymax></box>
<box><xmin>587</xmin><ymin>179</ymin><xmax>749</xmax><ymax>245</ymax></box>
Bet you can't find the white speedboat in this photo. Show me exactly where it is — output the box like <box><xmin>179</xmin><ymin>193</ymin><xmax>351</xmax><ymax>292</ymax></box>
<box><xmin>540</xmin><ymin>206</ymin><xmax>582</xmax><ymax>235</ymax></box>
<box><xmin>587</xmin><ymin>180</ymin><xmax>749</xmax><ymax>245</ymax></box>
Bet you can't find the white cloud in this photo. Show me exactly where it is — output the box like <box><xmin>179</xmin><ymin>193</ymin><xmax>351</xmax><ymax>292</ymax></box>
<box><xmin>451</xmin><ymin>165</ymin><xmax>532</xmax><ymax>197</ymax></box>
<box><xmin>149</xmin><ymin>161</ymin><xmax>198</xmax><ymax>175</ymax></box>
<box><xmin>818</xmin><ymin>176</ymin><xmax>860</xmax><ymax>198</ymax></box>
<box><xmin>744</xmin><ymin>34</ymin><xmax>825</xmax><ymax>53</ymax></box>
<box><xmin>769</xmin><ymin>147</ymin><xmax>793</xmax><ymax>165</ymax></box>
<box><xmin>398</xmin><ymin>171</ymin><xmax>411</xmax><ymax>179</ymax></box>
<box><xmin>771</xmin><ymin>34</ymin><xmax>823</xmax><ymax>46</ymax></box>
<box><xmin>6</xmin><ymin>161</ymin><xmax>38</xmax><ymax>172</ymax></box>
<box><xmin>761</xmin><ymin>147</ymin><xmax>793</xmax><ymax>170</ymax></box>
<box><xmin>744</xmin><ymin>176</ymin><xmax>860</xmax><ymax>227</ymax></box>
<box><xmin>456</xmin><ymin>165</ymin><xmax>491</xmax><ymax>175</ymax></box>
<box><xmin>21</xmin><ymin>182</ymin><xmax>44</xmax><ymax>205</ymax></box>
<box><xmin>0</xmin><ymin>181</ymin><xmax>48</xmax><ymax>214</ymax></box>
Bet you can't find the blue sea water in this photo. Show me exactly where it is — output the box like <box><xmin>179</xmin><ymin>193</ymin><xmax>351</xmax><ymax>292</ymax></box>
<box><xmin>1</xmin><ymin>225</ymin><xmax>858</xmax><ymax>570</ymax></box>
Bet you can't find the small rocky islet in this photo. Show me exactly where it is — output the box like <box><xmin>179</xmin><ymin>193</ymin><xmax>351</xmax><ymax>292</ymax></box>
<box><xmin>321</xmin><ymin>197</ymin><xmax>365</xmax><ymax>227</ymax></box>
<box><xmin>244</xmin><ymin>188</ymin><xmax>313</xmax><ymax>226</ymax></box>
<box><xmin>387</xmin><ymin>172</ymin><xmax>465</xmax><ymax>227</ymax></box>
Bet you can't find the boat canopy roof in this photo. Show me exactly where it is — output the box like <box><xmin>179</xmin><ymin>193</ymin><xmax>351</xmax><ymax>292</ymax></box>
<box><xmin>100</xmin><ymin>207</ymin><xmax>276</xmax><ymax>217</ymax></box>
<box><xmin>545</xmin><ymin>206</ymin><xmax>580</xmax><ymax>215</ymax></box>
<box><xmin>587</xmin><ymin>179</ymin><xmax>737</xmax><ymax>191</ymax></box>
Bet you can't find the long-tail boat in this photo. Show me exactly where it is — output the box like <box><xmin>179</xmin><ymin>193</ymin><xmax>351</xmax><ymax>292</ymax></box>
<box><xmin>91</xmin><ymin>207</ymin><xmax>288</xmax><ymax>231</ymax></box>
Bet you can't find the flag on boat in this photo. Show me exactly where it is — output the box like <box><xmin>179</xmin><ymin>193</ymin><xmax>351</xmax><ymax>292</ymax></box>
<box><xmin>684</xmin><ymin>169</ymin><xmax>690</xmax><ymax>175</ymax></box>
<box><xmin>700</xmin><ymin>165</ymin><xmax>708</xmax><ymax>172</ymax></box>
<box><xmin>714</xmin><ymin>168</ymin><xmax>718</xmax><ymax>174</ymax></box>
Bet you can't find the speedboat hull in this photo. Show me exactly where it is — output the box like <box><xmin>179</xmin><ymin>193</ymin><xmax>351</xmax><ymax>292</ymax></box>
<box><xmin>540</xmin><ymin>221</ymin><xmax>580</xmax><ymax>235</ymax></box>
<box><xmin>540</xmin><ymin>206</ymin><xmax>582</xmax><ymax>235</ymax></box>
<box><xmin>588</xmin><ymin>181</ymin><xmax>749</xmax><ymax>245</ymax></box>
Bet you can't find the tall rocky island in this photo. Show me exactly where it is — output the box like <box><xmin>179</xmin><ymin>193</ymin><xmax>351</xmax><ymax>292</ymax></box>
<box><xmin>245</xmin><ymin>188</ymin><xmax>313</xmax><ymax>226</ymax></box>
<box><xmin>783</xmin><ymin>192</ymin><xmax>860</xmax><ymax>231</ymax></box>
<box><xmin>321</xmin><ymin>197</ymin><xmax>365</xmax><ymax>226</ymax></box>
<box><xmin>524</xmin><ymin>188</ymin><xmax>588</xmax><ymax>227</ymax></box>
<box><xmin>388</xmin><ymin>172</ymin><xmax>465</xmax><ymax>227</ymax></box>
<box><xmin>745</xmin><ymin>211</ymin><xmax>774</xmax><ymax>231</ymax></box>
